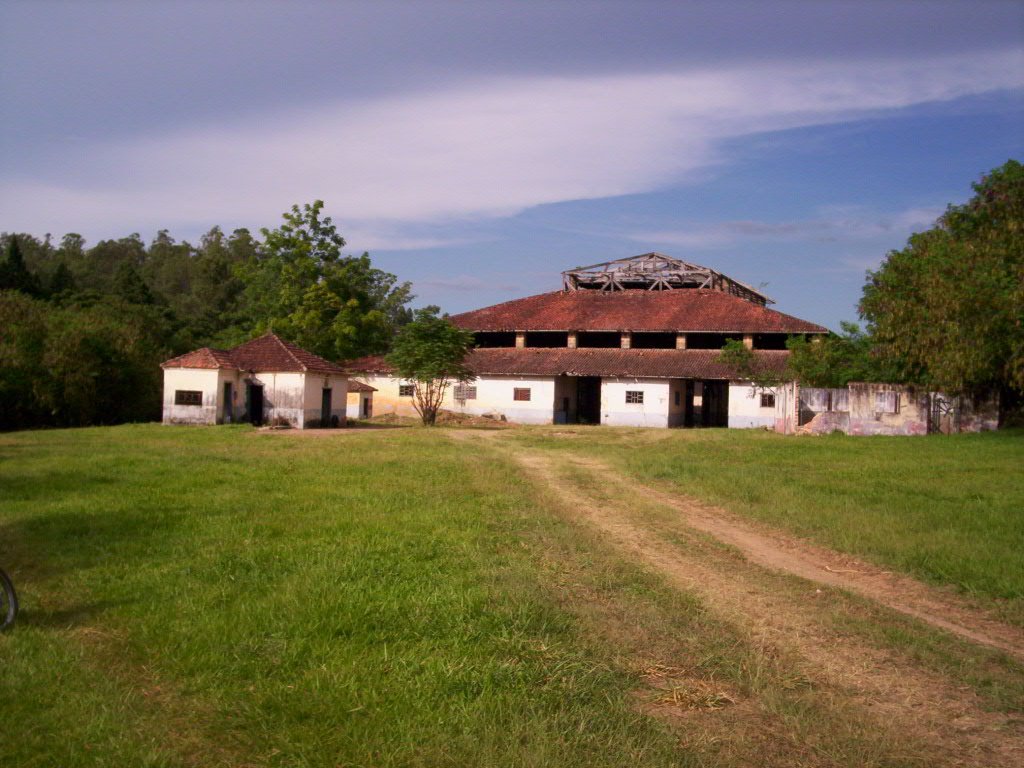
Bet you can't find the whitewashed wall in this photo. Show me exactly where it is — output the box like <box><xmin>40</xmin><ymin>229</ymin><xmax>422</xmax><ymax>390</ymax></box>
<box><xmin>359</xmin><ymin>374</ymin><xmax>420</xmax><ymax>417</ymax></box>
<box><xmin>346</xmin><ymin>391</ymin><xmax>374</xmax><ymax>420</ymax></box>
<box><xmin>163</xmin><ymin>368</ymin><xmax>221</xmax><ymax>424</ymax></box>
<box><xmin>446</xmin><ymin>375</ymin><xmax>557</xmax><ymax>424</ymax></box>
<box><xmin>727</xmin><ymin>383</ymin><xmax>775</xmax><ymax>428</ymax></box>
<box><xmin>600</xmin><ymin>378</ymin><xmax>671</xmax><ymax>428</ymax></box>
<box><xmin>301</xmin><ymin>373</ymin><xmax>349</xmax><ymax>426</ymax></box>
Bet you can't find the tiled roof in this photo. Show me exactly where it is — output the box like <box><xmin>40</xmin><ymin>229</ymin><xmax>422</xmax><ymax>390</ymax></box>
<box><xmin>344</xmin><ymin>348</ymin><xmax>790</xmax><ymax>380</ymax></box>
<box><xmin>161</xmin><ymin>347</ymin><xmax>236</xmax><ymax>370</ymax></box>
<box><xmin>450</xmin><ymin>290</ymin><xmax>826</xmax><ymax>334</ymax></box>
<box><xmin>343</xmin><ymin>355</ymin><xmax>393</xmax><ymax>374</ymax></box>
<box><xmin>466</xmin><ymin>348</ymin><xmax>790</xmax><ymax>380</ymax></box>
<box><xmin>347</xmin><ymin>379</ymin><xmax>377</xmax><ymax>393</ymax></box>
<box><xmin>230</xmin><ymin>333</ymin><xmax>348</xmax><ymax>374</ymax></box>
<box><xmin>161</xmin><ymin>333</ymin><xmax>347</xmax><ymax>374</ymax></box>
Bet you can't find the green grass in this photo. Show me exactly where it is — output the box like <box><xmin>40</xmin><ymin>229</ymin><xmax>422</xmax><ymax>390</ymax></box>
<box><xmin>510</xmin><ymin>427</ymin><xmax>1024</xmax><ymax>620</ymax></box>
<box><xmin>2</xmin><ymin>424</ymin><xmax>1020</xmax><ymax>766</ymax></box>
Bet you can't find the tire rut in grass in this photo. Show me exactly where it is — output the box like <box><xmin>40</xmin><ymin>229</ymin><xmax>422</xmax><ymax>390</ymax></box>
<box><xmin>458</xmin><ymin>432</ymin><xmax>1024</xmax><ymax>768</ymax></box>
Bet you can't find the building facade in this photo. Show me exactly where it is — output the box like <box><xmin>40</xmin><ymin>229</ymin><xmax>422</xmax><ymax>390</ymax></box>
<box><xmin>161</xmin><ymin>333</ymin><xmax>349</xmax><ymax>428</ymax></box>
<box><xmin>347</xmin><ymin>254</ymin><xmax>827</xmax><ymax>428</ymax></box>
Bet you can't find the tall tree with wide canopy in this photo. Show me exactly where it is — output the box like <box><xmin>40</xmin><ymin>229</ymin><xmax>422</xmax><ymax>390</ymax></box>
<box><xmin>860</xmin><ymin>160</ymin><xmax>1023</xmax><ymax>397</ymax></box>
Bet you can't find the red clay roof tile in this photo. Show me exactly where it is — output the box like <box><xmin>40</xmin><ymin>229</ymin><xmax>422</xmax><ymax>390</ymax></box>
<box><xmin>161</xmin><ymin>333</ymin><xmax>347</xmax><ymax>374</ymax></box>
<box><xmin>450</xmin><ymin>290</ymin><xmax>826</xmax><ymax>334</ymax></box>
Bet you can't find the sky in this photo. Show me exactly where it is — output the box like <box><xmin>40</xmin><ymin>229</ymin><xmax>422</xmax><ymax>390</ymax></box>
<box><xmin>1</xmin><ymin>0</ymin><xmax>1022</xmax><ymax>330</ymax></box>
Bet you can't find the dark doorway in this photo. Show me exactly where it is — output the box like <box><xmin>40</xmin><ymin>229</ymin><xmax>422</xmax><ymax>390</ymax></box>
<box><xmin>321</xmin><ymin>388</ymin><xmax>332</xmax><ymax>426</ymax></box>
<box><xmin>577</xmin><ymin>376</ymin><xmax>601</xmax><ymax>424</ymax></box>
<box><xmin>247</xmin><ymin>383</ymin><xmax>264</xmax><ymax>426</ymax></box>
<box><xmin>684</xmin><ymin>381</ymin><xmax>695</xmax><ymax>427</ymax></box>
<box><xmin>362</xmin><ymin>397</ymin><xmax>371</xmax><ymax>418</ymax></box>
<box><xmin>701</xmin><ymin>381</ymin><xmax>729</xmax><ymax>427</ymax></box>
<box><xmin>223</xmin><ymin>382</ymin><xmax>233</xmax><ymax>424</ymax></box>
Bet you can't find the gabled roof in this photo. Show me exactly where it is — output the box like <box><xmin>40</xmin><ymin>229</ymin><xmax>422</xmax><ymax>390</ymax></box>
<box><xmin>347</xmin><ymin>379</ymin><xmax>377</xmax><ymax>393</ymax></box>
<box><xmin>162</xmin><ymin>333</ymin><xmax>347</xmax><ymax>374</ymax></box>
<box><xmin>230</xmin><ymin>333</ymin><xmax>347</xmax><ymax>374</ymax></box>
<box><xmin>344</xmin><ymin>348</ymin><xmax>790</xmax><ymax>381</ymax></box>
<box><xmin>161</xmin><ymin>347</ymin><xmax>237</xmax><ymax>370</ymax></box>
<box><xmin>450</xmin><ymin>290</ymin><xmax>826</xmax><ymax>334</ymax></box>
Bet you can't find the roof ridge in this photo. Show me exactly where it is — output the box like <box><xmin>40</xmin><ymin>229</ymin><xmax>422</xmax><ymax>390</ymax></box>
<box><xmin>270</xmin><ymin>332</ymin><xmax>309</xmax><ymax>372</ymax></box>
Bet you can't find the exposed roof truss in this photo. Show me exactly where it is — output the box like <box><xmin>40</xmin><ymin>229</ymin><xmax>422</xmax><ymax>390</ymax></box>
<box><xmin>561</xmin><ymin>252</ymin><xmax>773</xmax><ymax>306</ymax></box>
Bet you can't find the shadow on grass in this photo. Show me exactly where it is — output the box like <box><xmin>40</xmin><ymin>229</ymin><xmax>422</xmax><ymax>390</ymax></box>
<box><xmin>17</xmin><ymin>598</ymin><xmax>135</xmax><ymax>630</ymax></box>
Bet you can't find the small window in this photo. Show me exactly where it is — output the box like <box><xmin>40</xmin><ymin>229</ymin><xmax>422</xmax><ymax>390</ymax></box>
<box><xmin>513</xmin><ymin>388</ymin><xmax>531</xmax><ymax>402</ymax></box>
<box><xmin>174</xmin><ymin>390</ymin><xmax>203</xmax><ymax>406</ymax></box>
<box><xmin>625</xmin><ymin>391</ymin><xmax>644</xmax><ymax>404</ymax></box>
<box><xmin>399</xmin><ymin>384</ymin><xmax>415</xmax><ymax>397</ymax></box>
<box><xmin>875</xmin><ymin>391</ymin><xmax>899</xmax><ymax>414</ymax></box>
<box><xmin>760</xmin><ymin>393</ymin><xmax>776</xmax><ymax>408</ymax></box>
<box><xmin>453</xmin><ymin>384</ymin><xmax>477</xmax><ymax>400</ymax></box>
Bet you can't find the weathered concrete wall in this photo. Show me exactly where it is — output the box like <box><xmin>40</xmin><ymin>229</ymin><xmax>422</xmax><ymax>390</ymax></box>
<box><xmin>301</xmin><ymin>373</ymin><xmax>349</xmax><ymax>427</ymax></box>
<box><xmin>848</xmin><ymin>382</ymin><xmax>929</xmax><ymax>436</ymax></box>
<box><xmin>600</xmin><ymin>378</ymin><xmax>670</xmax><ymax>427</ymax></box>
<box><xmin>346</xmin><ymin>391</ymin><xmax>373</xmax><ymax>420</ymax></box>
<box><xmin>797</xmin><ymin>410</ymin><xmax>851</xmax><ymax>434</ymax></box>
<box><xmin>727</xmin><ymin>383</ymin><xmax>775</xmax><ymax>429</ymax></box>
<box><xmin>359</xmin><ymin>374</ymin><xmax>420</xmax><ymax>417</ymax></box>
<box><xmin>447</xmin><ymin>375</ymin><xmax>558</xmax><ymax>424</ymax></box>
<box><xmin>162</xmin><ymin>368</ymin><xmax>220</xmax><ymax>425</ymax></box>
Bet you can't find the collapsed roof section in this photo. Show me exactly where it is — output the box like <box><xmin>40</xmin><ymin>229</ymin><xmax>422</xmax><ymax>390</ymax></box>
<box><xmin>562</xmin><ymin>252</ymin><xmax>773</xmax><ymax>306</ymax></box>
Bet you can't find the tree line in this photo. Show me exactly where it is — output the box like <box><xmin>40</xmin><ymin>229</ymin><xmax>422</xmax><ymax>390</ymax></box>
<box><xmin>784</xmin><ymin>159</ymin><xmax>1022</xmax><ymax>408</ymax></box>
<box><xmin>1</xmin><ymin>201</ymin><xmax>412</xmax><ymax>430</ymax></box>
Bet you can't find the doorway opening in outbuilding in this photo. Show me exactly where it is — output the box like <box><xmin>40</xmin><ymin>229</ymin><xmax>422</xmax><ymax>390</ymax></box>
<box><xmin>246</xmin><ymin>383</ymin><xmax>264</xmax><ymax>426</ymax></box>
<box><xmin>321</xmin><ymin>388</ymin><xmax>332</xmax><ymax>426</ymax></box>
<box><xmin>576</xmin><ymin>377</ymin><xmax>601</xmax><ymax>424</ymax></box>
<box><xmin>222</xmin><ymin>382</ymin><xmax>233</xmax><ymax>424</ymax></box>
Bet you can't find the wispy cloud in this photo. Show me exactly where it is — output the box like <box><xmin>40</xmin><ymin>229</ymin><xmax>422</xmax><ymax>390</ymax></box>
<box><xmin>631</xmin><ymin>205</ymin><xmax>944</xmax><ymax>249</ymax></box>
<box><xmin>1</xmin><ymin>50</ymin><xmax>1018</xmax><ymax>239</ymax></box>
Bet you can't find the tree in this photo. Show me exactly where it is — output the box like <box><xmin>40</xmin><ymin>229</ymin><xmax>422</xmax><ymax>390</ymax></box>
<box><xmin>237</xmin><ymin>200</ymin><xmax>412</xmax><ymax>360</ymax></box>
<box><xmin>0</xmin><ymin>236</ymin><xmax>42</xmax><ymax>296</ymax></box>
<box><xmin>860</xmin><ymin>160</ymin><xmax>1024</xmax><ymax>396</ymax></box>
<box><xmin>385</xmin><ymin>307</ymin><xmax>474</xmax><ymax>425</ymax></box>
<box><xmin>785</xmin><ymin>322</ymin><xmax>900</xmax><ymax>387</ymax></box>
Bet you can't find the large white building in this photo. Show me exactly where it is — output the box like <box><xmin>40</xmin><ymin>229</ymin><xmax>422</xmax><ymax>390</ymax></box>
<box><xmin>347</xmin><ymin>254</ymin><xmax>827</xmax><ymax>428</ymax></box>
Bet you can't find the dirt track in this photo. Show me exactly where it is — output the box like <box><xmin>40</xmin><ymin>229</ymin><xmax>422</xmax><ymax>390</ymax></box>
<box><xmin>449</xmin><ymin>429</ymin><xmax>1024</xmax><ymax>767</ymax></box>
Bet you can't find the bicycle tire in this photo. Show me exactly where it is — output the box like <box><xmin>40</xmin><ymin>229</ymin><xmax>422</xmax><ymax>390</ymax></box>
<box><xmin>0</xmin><ymin>569</ymin><xmax>17</xmax><ymax>630</ymax></box>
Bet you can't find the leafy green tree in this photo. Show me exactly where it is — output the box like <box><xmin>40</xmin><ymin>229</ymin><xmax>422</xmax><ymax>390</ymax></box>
<box><xmin>386</xmin><ymin>307</ymin><xmax>474</xmax><ymax>425</ymax></box>
<box><xmin>785</xmin><ymin>322</ymin><xmax>899</xmax><ymax>387</ymax></box>
<box><xmin>48</xmin><ymin>261</ymin><xmax>77</xmax><ymax>298</ymax></box>
<box><xmin>113</xmin><ymin>262</ymin><xmax>156</xmax><ymax>305</ymax></box>
<box><xmin>238</xmin><ymin>201</ymin><xmax>412</xmax><ymax>360</ymax></box>
<box><xmin>0</xmin><ymin>291</ymin><xmax>50</xmax><ymax>429</ymax></box>
<box><xmin>860</xmin><ymin>160</ymin><xmax>1024</xmax><ymax>396</ymax></box>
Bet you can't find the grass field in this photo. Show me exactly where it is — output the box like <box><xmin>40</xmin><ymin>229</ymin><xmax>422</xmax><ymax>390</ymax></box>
<box><xmin>510</xmin><ymin>427</ymin><xmax>1024</xmax><ymax>620</ymax></box>
<box><xmin>1</xmin><ymin>424</ymin><xmax>1022</xmax><ymax>767</ymax></box>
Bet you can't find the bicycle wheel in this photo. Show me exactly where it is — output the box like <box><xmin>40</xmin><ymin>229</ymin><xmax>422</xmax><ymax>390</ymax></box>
<box><xmin>0</xmin><ymin>569</ymin><xmax>17</xmax><ymax>630</ymax></box>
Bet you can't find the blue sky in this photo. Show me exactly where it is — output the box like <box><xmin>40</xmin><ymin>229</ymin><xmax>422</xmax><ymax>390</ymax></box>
<box><xmin>2</xmin><ymin>0</ymin><xmax>1022</xmax><ymax>330</ymax></box>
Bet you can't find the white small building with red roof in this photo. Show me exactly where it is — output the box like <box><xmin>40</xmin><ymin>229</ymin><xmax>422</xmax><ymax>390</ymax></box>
<box><xmin>346</xmin><ymin>254</ymin><xmax>827</xmax><ymax>428</ymax></box>
<box><xmin>161</xmin><ymin>332</ymin><xmax>349</xmax><ymax>428</ymax></box>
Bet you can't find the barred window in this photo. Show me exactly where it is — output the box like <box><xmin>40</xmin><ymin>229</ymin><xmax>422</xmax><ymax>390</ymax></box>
<box><xmin>625</xmin><ymin>391</ymin><xmax>644</xmax><ymax>404</ymax></box>
<box><xmin>453</xmin><ymin>384</ymin><xmax>477</xmax><ymax>400</ymax></box>
<box><xmin>513</xmin><ymin>388</ymin><xmax>531</xmax><ymax>402</ymax></box>
<box><xmin>760</xmin><ymin>393</ymin><xmax>776</xmax><ymax>408</ymax></box>
<box><xmin>174</xmin><ymin>390</ymin><xmax>203</xmax><ymax>406</ymax></box>
<box><xmin>398</xmin><ymin>384</ymin><xmax>415</xmax><ymax>397</ymax></box>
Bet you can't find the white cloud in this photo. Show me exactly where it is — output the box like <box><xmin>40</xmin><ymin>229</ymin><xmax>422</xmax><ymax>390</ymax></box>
<box><xmin>1</xmin><ymin>50</ymin><xmax>1019</xmax><ymax>239</ymax></box>
<box><xmin>631</xmin><ymin>205</ymin><xmax>946</xmax><ymax>249</ymax></box>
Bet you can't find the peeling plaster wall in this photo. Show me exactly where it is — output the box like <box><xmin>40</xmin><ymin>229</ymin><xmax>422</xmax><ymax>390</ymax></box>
<box><xmin>359</xmin><ymin>374</ymin><xmax>420</xmax><ymax>417</ymax></box>
<box><xmin>600</xmin><ymin>378</ymin><xmax>670</xmax><ymax>428</ymax></box>
<box><xmin>346</xmin><ymin>391</ymin><xmax>374</xmax><ymax>420</ymax></box>
<box><xmin>727</xmin><ymin>383</ymin><xmax>776</xmax><ymax>429</ymax></box>
<box><xmin>848</xmin><ymin>382</ymin><xmax>929</xmax><ymax>436</ymax></box>
<box><xmin>162</xmin><ymin>368</ymin><xmax>220</xmax><ymax>425</ymax></box>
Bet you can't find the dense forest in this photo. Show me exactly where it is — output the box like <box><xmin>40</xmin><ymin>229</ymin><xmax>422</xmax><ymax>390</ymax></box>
<box><xmin>0</xmin><ymin>201</ymin><xmax>413</xmax><ymax>430</ymax></box>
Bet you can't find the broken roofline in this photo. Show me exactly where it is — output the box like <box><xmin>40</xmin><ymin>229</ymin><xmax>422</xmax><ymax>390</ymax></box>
<box><xmin>562</xmin><ymin>252</ymin><xmax>774</xmax><ymax>306</ymax></box>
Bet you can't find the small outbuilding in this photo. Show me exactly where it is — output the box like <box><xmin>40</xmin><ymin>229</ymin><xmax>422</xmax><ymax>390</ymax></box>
<box><xmin>345</xmin><ymin>379</ymin><xmax>376</xmax><ymax>421</ymax></box>
<box><xmin>161</xmin><ymin>332</ymin><xmax>349</xmax><ymax>428</ymax></box>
